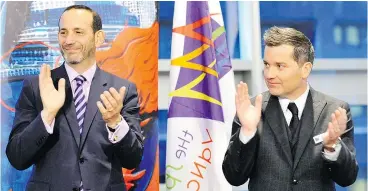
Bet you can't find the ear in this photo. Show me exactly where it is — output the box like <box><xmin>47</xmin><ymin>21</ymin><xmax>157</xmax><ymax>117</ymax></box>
<box><xmin>301</xmin><ymin>62</ymin><xmax>312</xmax><ymax>79</ymax></box>
<box><xmin>94</xmin><ymin>30</ymin><xmax>105</xmax><ymax>48</ymax></box>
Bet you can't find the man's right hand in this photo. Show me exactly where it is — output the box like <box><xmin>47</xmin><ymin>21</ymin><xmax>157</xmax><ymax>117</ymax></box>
<box><xmin>39</xmin><ymin>64</ymin><xmax>66</xmax><ymax>124</ymax></box>
<box><xmin>236</xmin><ymin>81</ymin><xmax>263</xmax><ymax>136</ymax></box>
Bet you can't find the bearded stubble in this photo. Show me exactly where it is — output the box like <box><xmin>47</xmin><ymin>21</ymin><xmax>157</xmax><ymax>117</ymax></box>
<box><xmin>60</xmin><ymin>40</ymin><xmax>96</xmax><ymax>65</ymax></box>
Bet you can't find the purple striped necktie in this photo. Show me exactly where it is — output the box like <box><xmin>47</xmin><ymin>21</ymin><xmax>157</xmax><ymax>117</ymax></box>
<box><xmin>74</xmin><ymin>75</ymin><xmax>87</xmax><ymax>135</ymax></box>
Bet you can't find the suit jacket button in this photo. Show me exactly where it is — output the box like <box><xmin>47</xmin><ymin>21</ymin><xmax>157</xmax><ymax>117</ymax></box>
<box><xmin>292</xmin><ymin>179</ymin><xmax>298</xmax><ymax>185</ymax></box>
<box><xmin>79</xmin><ymin>157</ymin><xmax>85</xmax><ymax>164</ymax></box>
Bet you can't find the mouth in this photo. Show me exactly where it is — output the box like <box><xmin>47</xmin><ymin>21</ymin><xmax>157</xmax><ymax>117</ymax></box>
<box><xmin>267</xmin><ymin>82</ymin><xmax>280</xmax><ymax>87</ymax></box>
<box><xmin>63</xmin><ymin>48</ymin><xmax>80</xmax><ymax>53</ymax></box>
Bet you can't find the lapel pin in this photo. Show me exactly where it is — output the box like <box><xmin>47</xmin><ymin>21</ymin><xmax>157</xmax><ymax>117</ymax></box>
<box><xmin>313</xmin><ymin>133</ymin><xmax>325</xmax><ymax>144</ymax></box>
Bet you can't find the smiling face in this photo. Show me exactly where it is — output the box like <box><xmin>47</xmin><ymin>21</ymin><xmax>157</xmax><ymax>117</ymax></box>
<box><xmin>58</xmin><ymin>9</ymin><xmax>97</xmax><ymax>65</ymax></box>
<box><xmin>263</xmin><ymin>44</ymin><xmax>312</xmax><ymax>100</ymax></box>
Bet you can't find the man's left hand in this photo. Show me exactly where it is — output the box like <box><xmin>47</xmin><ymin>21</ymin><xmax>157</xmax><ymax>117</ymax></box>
<box><xmin>323</xmin><ymin>107</ymin><xmax>347</xmax><ymax>147</ymax></box>
<box><xmin>97</xmin><ymin>87</ymin><xmax>126</xmax><ymax>128</ymax></box>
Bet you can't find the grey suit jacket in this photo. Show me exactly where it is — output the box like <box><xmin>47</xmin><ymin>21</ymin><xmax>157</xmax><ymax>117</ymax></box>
<box><xmin>6</xmin><ymin>64</ymin><xmax>144</xmax><ymax>191</ymax></box>
<box><xmin>222</xmin><ymin>88</ymin><xmax>358</xmax><ymax>191</ymax></box>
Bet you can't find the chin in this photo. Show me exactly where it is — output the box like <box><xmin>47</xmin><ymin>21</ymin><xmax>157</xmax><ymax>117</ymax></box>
<box><xmin>64</xmin><ymin>56</ymin><xmax>82</xmax><ymax>65</ymax></box>
<box><xmin>268</xmin><ymin>88</ymin><xmax>282</xmax><ymax>96</ymax></box>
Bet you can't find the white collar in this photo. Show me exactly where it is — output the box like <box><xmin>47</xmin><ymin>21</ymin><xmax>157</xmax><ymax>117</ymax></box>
<box><xmin>278</xmin><ymin>84</ymin><xmax>310</xmax><ymax>118</ymax></box>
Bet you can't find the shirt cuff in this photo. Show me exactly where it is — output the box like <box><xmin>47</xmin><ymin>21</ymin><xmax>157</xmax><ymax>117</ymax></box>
<box><xmin>322</xmin><ymin>142</ymin><xmax>342</xmax><ymax>161</ymax></box>
<box><xmin>106</xmin><ymin>115</ymin><xmax>130</xmax><ymax>144</ymax></box>
<box><xmin>239</xmin><ymin>128</ymin><xmax>256</xmax><ymax>144</ymax></box>
<box><xmin>41</xmin><ymin>110</ymin><xmax>55</xmax><ymax>134</ymax></box>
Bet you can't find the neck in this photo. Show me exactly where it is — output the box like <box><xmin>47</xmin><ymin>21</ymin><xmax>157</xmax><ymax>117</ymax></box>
<box><xmin>67</xmin><ymin>57</ymin><xmax>95</xmax><ymax>74</ymax></box>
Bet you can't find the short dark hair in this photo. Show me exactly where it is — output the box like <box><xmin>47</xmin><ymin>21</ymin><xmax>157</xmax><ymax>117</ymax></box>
<box><xmin>59</xmin><ymin>5</ymin><xmax>102</xmax><ymax>33</ymax></box>
<box><xmin>264</xmin><ymin>26</ymin><xmax>315</xmax><ymax>65</ymax></box>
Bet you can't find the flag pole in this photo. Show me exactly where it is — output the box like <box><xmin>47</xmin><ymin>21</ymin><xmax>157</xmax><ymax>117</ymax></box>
<box><xmin>238</xmin><ymin>0</ymin><xmax>263</xmax><ymax>97</ymax></box>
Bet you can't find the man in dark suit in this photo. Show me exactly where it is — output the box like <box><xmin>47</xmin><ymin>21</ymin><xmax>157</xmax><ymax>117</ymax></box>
<box><xmin>222</xmin><ymin>27</ymin><xmax>358</xmax><ymax>191</ymax></box>
<box><xmin>6</xmin><ymin>5</ymin><xmax>144</xmax><ymax>191</ymax></box>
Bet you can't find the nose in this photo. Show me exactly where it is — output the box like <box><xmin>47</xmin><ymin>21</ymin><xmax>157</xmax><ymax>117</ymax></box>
<box><xmin>62</xmin><ymin>34</ymin><xmax>76</xmax><ymax>45</ymax></box>
<box><xmin>264</xmin><ymin>66</ymin><xmax>277</xmax><ymax>80</ymax></box>
<box><xmin>65</xmin><ymin>37</ymin><xmax>75</xmax><ymax>45</ymax></box>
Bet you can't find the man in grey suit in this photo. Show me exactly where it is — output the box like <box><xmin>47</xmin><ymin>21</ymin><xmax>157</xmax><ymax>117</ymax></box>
<box><xmin>222</xmin><ymin>27</ymin><xmax>358</xmax><ymax>191</ymax></box>
<box><xmin>6</xmin><ymin>5</ymin><xmax>143</xmax><ymax>191</ymax></box>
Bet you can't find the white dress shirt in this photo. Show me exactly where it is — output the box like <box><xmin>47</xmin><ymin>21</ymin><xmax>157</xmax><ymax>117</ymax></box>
<box><xmin>239</xmin><ymin>84</ymin><xmax>341</xmax><ymax>161</ymax></box>
<box><xmin>41</xmin><ymin>63</ymin><xmax>129</xmax><ymax>143</ymax></box>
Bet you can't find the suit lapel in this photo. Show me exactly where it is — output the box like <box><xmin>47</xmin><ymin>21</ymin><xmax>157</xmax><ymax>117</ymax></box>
<box><xmin>80</xmin><ymin>67</ymin><xmax>108</xmax><ymax>150</ymax></box>
<box><xmin>52</xmin><ymin>64</ymin><xmax>81</xmax><ymax>147</ymax></box>
<box><xmin>293</xmin><ymin>88</ymin><xmax>326</xmax><ymax>171</ymax></box>
<box><xmin>264</xmin><ymin>95</ymin><xmax>293</xmax><ymax>166</ymax></box>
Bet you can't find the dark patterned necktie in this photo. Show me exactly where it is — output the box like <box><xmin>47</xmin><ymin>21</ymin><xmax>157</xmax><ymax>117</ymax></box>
<box><xmin>288</xmin><ymin>102</ymin><xmax>299</xmax><ymax>160</ymax></box>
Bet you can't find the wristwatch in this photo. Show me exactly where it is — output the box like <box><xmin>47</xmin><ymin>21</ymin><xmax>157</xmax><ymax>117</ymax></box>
<box><xmin>324</xmin><ymin>137</ymin><xmax>341</xmax><ymax>152</ymax></box>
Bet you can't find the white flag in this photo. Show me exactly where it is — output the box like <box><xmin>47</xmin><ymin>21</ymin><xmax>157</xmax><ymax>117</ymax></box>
<box><xmin>165</xmin><ymin>1</ymin><xmax>236</xmax><ymax>190</ymax></box>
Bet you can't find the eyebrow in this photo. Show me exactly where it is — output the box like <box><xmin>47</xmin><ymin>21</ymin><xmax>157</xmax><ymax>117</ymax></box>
<box><xmin>263</xmin><ymin>60</ymin><xmax>287</xmax><ymax>65</ymax></box>
<box><xmin>59</xmin><ymin>28</ymin><xmax>84</xmax><ymax>31</ymax></box>
<box><xmin>275</xmin><ymin>62</ymin><xmax>286</xmax><ymax>65</ymax></box>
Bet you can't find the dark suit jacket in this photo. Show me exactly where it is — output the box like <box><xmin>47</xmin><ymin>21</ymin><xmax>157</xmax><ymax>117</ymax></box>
<box><xmin>6</xmin><ymin>64</ymin><xmax>144</xmax><ymax>191</ymax></box>
<box><xmin>222</xmin><ymin>88</ymin><xmax>358</xmax><ymax>191</ymax></box>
